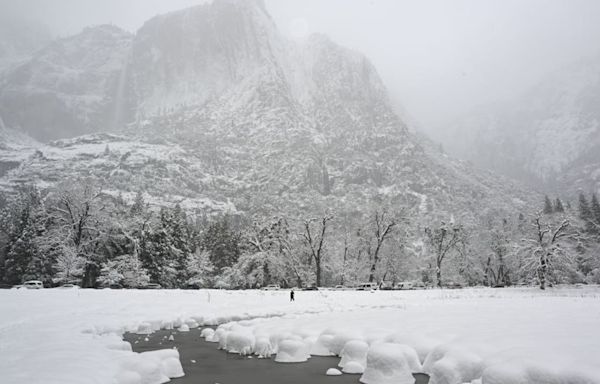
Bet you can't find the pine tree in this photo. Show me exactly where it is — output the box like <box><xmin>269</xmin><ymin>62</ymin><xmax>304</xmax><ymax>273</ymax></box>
<box><xmin>543</xmin><ymin>195</ymin><xmax>554</xmax><ymax>214</ymax></box>
<box><xmin>579</xmin><ymin>193</ymin><xmax>594</xmax><ymax>233</ymax></box>
<box><xmin>2</xmin><ymin>186</ymin><xmax>48</xmax><ymax>285</ymax></box>
<box><xmin>554</xmin><ymin>198</ymin><xmax>565</xmax><ymax>213</ymax></box>
<box><xmin>591</xmin><ymin>194</ymin><xmax>600</xmax><ymax>227</ymax></box>
<box><xmin>201</xmin><ymin>216</ymin><xmax>240</xmax><ymax>273</ymax></box>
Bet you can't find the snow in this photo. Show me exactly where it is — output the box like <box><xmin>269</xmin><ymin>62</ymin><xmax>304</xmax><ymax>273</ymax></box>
<box><xmin>1</xmin><ymin>287</ymin><xmax>600</xmax><ymax>384</ymax></box>
<box><xmin>360</xmin><ymin>343</ymin><xmax>421</xmax><ymax>384</ymax></box>
<box><xmin>339</xmin><ymin>340</ymin><xmax>369</xmax><ymax>369</ymax></box>
<box><xmin>326</xmin><ymin>368</ymin><xmax>343</xmax><ymax>376</ymax></box>
<box><xmin>274</xmin><ymin>339</ymin><xmax>310</xmax><ymax>363</ymax></box>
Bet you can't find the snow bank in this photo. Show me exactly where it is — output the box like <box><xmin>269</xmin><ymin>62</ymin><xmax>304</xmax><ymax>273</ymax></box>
<box><xmin>2</xmin><ymin>287</ymin><xmax>600</xmax><ymax>384</ymax></box>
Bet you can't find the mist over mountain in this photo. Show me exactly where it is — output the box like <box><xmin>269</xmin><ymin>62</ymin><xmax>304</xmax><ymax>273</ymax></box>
<box><xmin>442</xmin><ymin>54</ymin><xmax>600</xmax><ymax>196</ymax></box>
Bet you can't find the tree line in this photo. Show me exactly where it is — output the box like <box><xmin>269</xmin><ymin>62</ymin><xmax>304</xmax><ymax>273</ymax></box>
<box><xmin>1</xmin><ymin>183</ymin><xmax>600</xmax><ymax>290</ymax></box>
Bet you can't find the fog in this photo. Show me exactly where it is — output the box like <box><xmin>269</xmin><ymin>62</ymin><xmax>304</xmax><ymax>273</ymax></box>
<box><xmin>2</xmin><ymin>0</ymin><xmax>600</xmax><ymax>135</ymax></box>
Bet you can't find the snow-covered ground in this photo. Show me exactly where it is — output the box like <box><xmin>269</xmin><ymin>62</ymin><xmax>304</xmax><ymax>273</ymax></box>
<box><xmin>1</xmin><ymin>287</ymin><xmax>599</xmax><ymax>384</ymax></box>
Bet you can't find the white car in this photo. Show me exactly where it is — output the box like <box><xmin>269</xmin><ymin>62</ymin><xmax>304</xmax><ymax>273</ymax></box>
<box><xmin>356</xmin><ymin>282</ymin><xmax>378</xmax><ymax>291</ymax></box>
<box><xmin>21</xmin><ymin>280</ymin><xmax>44</xmax><ymax>289</ymax></box>
<box><xmin>261</xmin><ymin>284</ymin><xmax>280</xmax><ymax>290</ymax></box>
<box><xmin>395</xmin><ymin>281</ymin><xmax>414</xmax><ymax>290</ymax></box>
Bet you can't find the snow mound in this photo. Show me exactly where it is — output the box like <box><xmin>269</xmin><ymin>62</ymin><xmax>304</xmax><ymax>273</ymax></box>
<box><xmin>200</xmin><ymin>328</ymin><xmax>215</xmax><ymax>340</ymax></box>
<box><xmin>209</xmin><ymin>327</ymin><xmax>227</xmax><ymax>343</ymax></box>
<box><xmin>384</xmin><ymin>333</ymin><xmax>439</xmax><ymax>363</ymax></box>
<box><xmin>311</xmin><ymin>333</ymin><xmax>335</xmax><ymax>356</ymax></box>
<box><xmin>424</xmin><ymin>345</ymin><xmax>483</xmax><ymax>384</ymax></box>
<box><xmin>274</xmin><ymin>339</ymin><xmax>309</xmax><ymax>363</ymax></box>
<box><xmin>226</xmin><ymin>332</ymin><xmax>255</xmax><ymax>355</ymax></box>
<box><xmin>339</xmin><ymin>340</ymin><xmax>369</xmax><ymax>368</ymax></box>
<box><xmin>178</xmin><ymin>324</ymin><xmax>190</xmax><ymax>332</ymax></box>
<box><xmin>119</xmin><ymin>349</ymin><xmax>183</xmax><ymax>384</ymax></box>
<box><xmin>185</xmin><ymin>319</ymin><xmax>199</xmax><ymax>329</ymax></box>
<box><xmin>330</xmin><ymin>331</ymin><xmax>361</xmax><ymax>355</ymax></box>
<box><xmin>136</xmin><ymin>322</ymin><xmax>153</xmax><ymax>335</ymax></box>
<box><xmin>326</xmin><ymin>368</ymin><xmax>343</xmax><ymax>376</ymax></box>
<box><xmin>343</xmin><ymin>361</ymin><xmax>365</xmax><ymax>374</ymax></box>
<box><xmin>254</xmin><ymin>337</ymin><xmax>274</xmax><ymax>357</ymax></box>
<box><xmin>360</xmin><ymin>343</ymin><xmax>421</xmax><ymax>384</ymax></box>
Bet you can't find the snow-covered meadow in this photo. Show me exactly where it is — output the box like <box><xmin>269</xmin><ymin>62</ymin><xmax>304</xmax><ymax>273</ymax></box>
<box><xmin>1</xmin><ymin>287</ymin><xmax>599</xmax><ymax>384</ymax></box>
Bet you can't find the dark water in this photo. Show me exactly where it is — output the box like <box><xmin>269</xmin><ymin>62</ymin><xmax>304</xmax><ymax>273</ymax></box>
<box><xmin>124</xmin><ymin>329</ymin><xmax>429</xmax><ymax>384</ymax></box>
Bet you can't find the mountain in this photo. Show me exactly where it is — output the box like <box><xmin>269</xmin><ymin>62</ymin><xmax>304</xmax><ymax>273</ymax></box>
<box><xmin>0</xmin><ymin>0</ymin><xmax>537</xmax><ymax>225</ymax></box>
<box><xmin>0</xmin><ymin>25</ymin><xmax>134</xmax><ymax>142</ymax></box>
<box><xmin>442</xmin><ymin>55</ymin><xmax>600</xmax><ymax>195</ymax></box>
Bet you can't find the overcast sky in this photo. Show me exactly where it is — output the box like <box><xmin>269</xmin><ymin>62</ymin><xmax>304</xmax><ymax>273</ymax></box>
<box><xmin>2</xmin><ymin>0</ymin><xmax>600</xmax><ymax>134</ymax></box>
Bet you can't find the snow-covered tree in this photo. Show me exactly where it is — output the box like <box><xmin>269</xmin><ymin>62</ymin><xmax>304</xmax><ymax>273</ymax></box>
<box><xmin>186</xmin><ymin>249</ymin><xmax>214</xmax><ymax>287</ymax></box>
<box><xmin>520</xmin><ymin>212</ymin><xmax>577</xmax><ymax>289</ymax></box>
<box><xmin>53</xmin><ymin>245</ymin><xmax>85</xmax><ymax>284</ymax></box>
<box><xmin>425</xmin><ymin>220</ymin><xmax>466</xmax><ymax>288</ymax></box>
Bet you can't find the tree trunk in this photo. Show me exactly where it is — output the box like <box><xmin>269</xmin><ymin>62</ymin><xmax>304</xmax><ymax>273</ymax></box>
<box><xmin>539</xmin><ymin>253</ymin><xmax>548</xmax><ymax>290</ymax></box>
<box><xmin>368</xmin><ymin>263</ymin><xmax>376</xmax><ymax>283</ymax></box>
<box><xmin>436</xmin><ymin>264</ymin><xmax>442</xmax><ymax>288</ymax></box>
<box><xmin>316</xmin><ymin>259</ymin><xmax>321</xmax><ymax>287</ymax></box>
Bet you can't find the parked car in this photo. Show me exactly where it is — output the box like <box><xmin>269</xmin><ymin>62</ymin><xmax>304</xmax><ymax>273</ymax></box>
<box><xmin>140</xmin><ymin>283</ymin><xmax>162</xmax><ymax>289</ymax></box>
<box><xmin>395</xmin><ymin>281</ymin><xmax>414</xmax><ymax>290</ymax></box>
<box><xmin>262</xmin><ymin>284</ymin><xmax>280</xmax><ymax>290</ymax></box>
<box><xmin>412</xmin><ymin>281</ymin><xmax>426</xmax><ymax>290</ymax></box>
<box><xmin>445</xmin><ymin>282</ymin><xmax>463</xmax><ymax>289</ymax></box>
<box><xmin>19</xmin><ymin>280</ymin><xmax>44</xmax><ymax>289</ymax></box>
<box><xmin>58</xmin><ymin>283</ymin><xmax>80</xmax><ymax>289</ymax></box>
<box><xmin>302</xmin><ymin>285</ymin><xmax>318</xmax><ymax>291</ymax></box>
<box><xmin>356</xmin><ymin>282</ymin><xmax>378</xmax><ymax>291</ymax></box>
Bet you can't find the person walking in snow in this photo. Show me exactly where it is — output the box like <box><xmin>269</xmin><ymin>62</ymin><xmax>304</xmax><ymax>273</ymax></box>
<box><xmin>290</xmin><ymin>289</ymin><xmax>295</xmax><ymax>301</ymax></box>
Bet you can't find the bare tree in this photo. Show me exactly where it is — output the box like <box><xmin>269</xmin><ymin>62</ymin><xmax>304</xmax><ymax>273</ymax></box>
<box><xmin>47</xmin><ymin>182</ymin><xmax>104</xmax><ymax>287</ymax></box>
<box><xmin>425</xmin><ymin>221</ymin><xmax>465</xmax><ymax>288</ymax></box>
<box><xmin>522</xmin><ymin>212</ymin><xmax>575</xmax><ymax>289</ymax></box>
<box><xmin>301</xmin><ymin>214</ymin><xmax>333</xmax><ymax>287</ymax></box>
<box><xmin>363</xmin><ymin>211</ymin><xmax>396</xmax><ymax>283</ymax></box>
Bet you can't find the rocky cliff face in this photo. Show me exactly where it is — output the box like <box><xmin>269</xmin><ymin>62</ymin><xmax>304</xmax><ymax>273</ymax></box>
<box><xmin>0</xmin><ymin>0</ymin><xmax>536</xmax><ymax>223</ymax></box>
